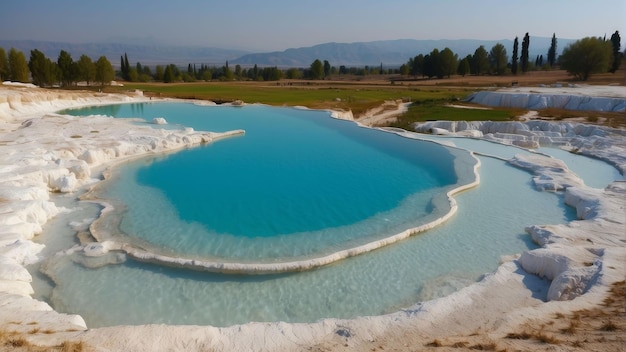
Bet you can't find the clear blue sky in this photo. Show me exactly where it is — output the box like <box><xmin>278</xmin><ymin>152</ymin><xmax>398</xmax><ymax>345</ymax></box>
<box><xmin>2</xmin><ymin>0</ymin><xmax>624</xmax><ymax>51</ymax></box>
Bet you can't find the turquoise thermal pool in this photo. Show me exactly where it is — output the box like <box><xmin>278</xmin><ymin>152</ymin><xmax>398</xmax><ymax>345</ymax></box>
<box><xmin>31</xmin><ymin>102</ymin><xmax>592</xmax><ymax>327</ymax></box>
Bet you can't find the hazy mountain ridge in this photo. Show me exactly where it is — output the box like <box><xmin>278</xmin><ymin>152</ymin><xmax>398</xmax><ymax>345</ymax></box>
<box><xmin>0</xmin><ymin>40</ymin><xmax>250</xmax><ymax>67</ymax></box>
<box><xmin>1</xmin><ymin>37</ymin><xmax>575</xmax><ymax>68</ymax></box>
<box><xmin>232</xmin><ymin>38</ymin><xmax>576</xmax><ymax>67</ymax></box>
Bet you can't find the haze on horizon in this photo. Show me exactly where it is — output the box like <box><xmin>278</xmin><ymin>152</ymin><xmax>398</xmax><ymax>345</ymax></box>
<box><xmin>1</xmin><ymin>0</ymin><xmax>625</xmax><ymax>52</ymax></box>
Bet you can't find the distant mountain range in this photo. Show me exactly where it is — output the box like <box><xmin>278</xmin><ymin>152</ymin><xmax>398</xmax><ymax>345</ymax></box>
<box><xmin>0</xmin><ymin>40</ymin><xmax>249</xmax><ymax>67</ymax></box>
<box><xmin>231</xmin><ymin>38</ymin><xmax>576</xmax><ymax>67</ymax></box>
<box><xmin>1</xmin><ymin>37</ymin><xmax>575</xmax><ymax>68</ymax></box>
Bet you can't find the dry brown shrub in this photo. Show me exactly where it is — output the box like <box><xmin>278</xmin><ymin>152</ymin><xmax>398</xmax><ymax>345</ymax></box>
<box><xmin>505</xmin><ymin>332</ymin><xmax>531</xmax><ymax>340</ymax></box>
<box><xmin>599</xmin><ymin>319</ymin><xmax>618</xmax><ymax>332</ymax></box>
<box><xmin>535</xmin><ymin>332</ymin><xmax>561</xmax><ymax>344</ymax></box>
<box><xmin>560</xmin><ymin>319</ymin><xmax>580</xmax><ymax>335</ymax></box>
<box><xmin>468</xmin><ymin>342</ymin><xmax>496</xmax><ymax>350</ymax></box>
<box><xmin>425</xmin><ymin>338</ymin><xmax>443</xmax><ymax>347</ymax></box>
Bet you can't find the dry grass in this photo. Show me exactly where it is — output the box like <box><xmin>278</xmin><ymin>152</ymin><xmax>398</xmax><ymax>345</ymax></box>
<box><xmin>407</xmin><ymin>280</ymin><xmax>625</xmax><ymax>352</ymax></box>
<box><xmin>501</xmin><ymin>280</ymin><xmax>625</xmax><ymax>351</ymax></box>
<box><xmin>0</xmin><ymin>327</ymin><xmax>88</xmax><ymax>352</ymax></box>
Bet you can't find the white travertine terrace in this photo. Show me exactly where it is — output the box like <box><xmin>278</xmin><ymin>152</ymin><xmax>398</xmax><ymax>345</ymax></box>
<box><xmin>0</xmin><ymin>82</ymin><xmax>624</xmax><ymax>351</ymax></box>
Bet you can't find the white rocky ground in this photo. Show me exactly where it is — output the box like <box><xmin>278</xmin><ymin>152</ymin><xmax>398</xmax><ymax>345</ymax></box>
<box><xmin>0</xmin><ymin>83</ymin><xmax>624</xmax><ymax>351</ymax></box>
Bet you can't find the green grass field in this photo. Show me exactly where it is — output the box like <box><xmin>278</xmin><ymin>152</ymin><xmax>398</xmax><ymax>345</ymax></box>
<box><xmin>389</xmin><ymin>101</ymin><xmax>522</xmax><ymax>130</ymax></box>
<box><xmin>108</xmin><ymin>81</ymin><xmax>478</xmax><ymax>117</ymax></box>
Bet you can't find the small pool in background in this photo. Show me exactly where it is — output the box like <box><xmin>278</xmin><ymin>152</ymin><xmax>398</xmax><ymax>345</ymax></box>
<box><xmin>32</xmin><ymin>102</ymin><xmax>599</xmax><ymax>328</ymax></box>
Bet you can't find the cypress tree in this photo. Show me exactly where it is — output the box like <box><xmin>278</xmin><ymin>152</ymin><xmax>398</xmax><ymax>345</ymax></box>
<box><xmin>0</xmin><ymin>47</ymin><xmax>9</xmax><ymax>81</ymax></box>
<box><xmin>120</xmin><ymin>55</ymin><xmax>126</xmax><ymax>80</ymax></box>
<box><xmin>547</xmin><ymin>33</ymin><xmax>557</xmax><ymax>67</ymax></box>
<box><xmin>609</xmin><ymin>31</ymin><xmax>622</xmax><ymax>73</ymax></box>
<box><xmin>124</xmin><ymin>53</ymin><xmax>130</xmax><ymax>80</ymax></box>
<box><xmin>521</xmin><ymin>33</ymin><xmax>530</xmax><ymax>73</ymax></box>
<box><xmin>8</xmin><ymin>48</ymin><xmax>30</xmax><ymax>83</ymax></box>
<box><xmin>511</xmin><ymin>37</ymin><xmax>519</xmax><ymax>74</ymax></box>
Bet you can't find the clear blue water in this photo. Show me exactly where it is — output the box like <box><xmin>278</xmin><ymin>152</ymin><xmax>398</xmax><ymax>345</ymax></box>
<box><xmin>67</xmin><ymin>103</ymin><xmax>466</xmax><ymax>261</ymax></box>
<box><xmin>34</xmin><ymin>103</ymin><xmax>591</xmax><ymax>328</ymax></box>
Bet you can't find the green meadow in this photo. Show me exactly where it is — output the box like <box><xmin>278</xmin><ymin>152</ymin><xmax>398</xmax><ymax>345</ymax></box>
<box><xmin>108</xmin><ymin>81</ymin><xmax>521</xmax><ymax>127</ymax></box>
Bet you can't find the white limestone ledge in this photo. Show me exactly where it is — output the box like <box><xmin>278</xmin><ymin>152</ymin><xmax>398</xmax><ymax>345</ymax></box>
<box><xmin>466</xmin><ymin>86</ymin><xmax>626</xmax><ymax>112</ymax></box>
<box><xmin>0</xmin><ymin>84</ymin><xmax>244</xmax><ymax>338</ymax></box>
<box><xmin>1</xmin><ymin>84</ymin><xmax>625</xmax><ymax>351</ymax></box>
<box><xmin>414</xmin><ymin>120</ymin><xmax>626</xmax><ymax>175</ymax></box>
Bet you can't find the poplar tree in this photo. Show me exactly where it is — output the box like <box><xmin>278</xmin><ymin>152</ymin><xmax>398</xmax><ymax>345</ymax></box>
<box><xmin>609</xmin><ymin>30</ymin><xmax>622</xmax><ymax>73</ymax></box>
<box><xmin>120</xmin><ymin>55</ymin><xmax>126</xmax><ymax>79</ymax></box>
<box><xmin>29</xmin><ymin>49</ymin><xmax>57</xmax><ymax>86</ymax></box>
<box><xmin>120</xmin><ymin>53</ymin><xmax>131</xmax><ymax>80</ymax></box>
<box><xmin>58</xmin><ymin>50</ymin><xmax>78</xmax><ymax>86</ymax></box>
<box><xmin>547</xmin><ymin>33</ymin><xmax>557</xmax><ymax>67</ymax></box>
<box><xmin>521</xmin><ymin>32</ymin><xmax>530</xmax><ymax>73</ymax></box>
<box><xmin>124</xmin><ymin>53</ymin><xmax>130</xmax><ymax>80</ymax></box>
<box><xmin>0</xmin><ymin>47</ymin><xmax>8</xmax><ymax>81</ymax></box>
<box><xmin>511</xmin><ymin>37</ymin><xmax>519</xmax><ymax>74</ymax></box>
<box><xmin>8</xmin><ymin>48</ymin><xmax>29</xmax><ymax>83</ymax></box>
<box><xmin>163</xmin><ymin>65</ymin><xmax>174</xmax><ymax>83</ymax></box>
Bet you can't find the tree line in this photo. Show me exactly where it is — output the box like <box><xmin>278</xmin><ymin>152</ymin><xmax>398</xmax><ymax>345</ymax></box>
<box><xmin>397</xmin><ymin>31</ymin><xmax>622</xmax><ymax>80</ymax></box>
<box><xmin>0</xmin><ymin>47</ymin><xmax>114</xmax><ymax>87</ymax></box>
<box><xmin>0</xmin><ymin>31</ymin><xmax>622</xmax><ymax>86</ymax></box>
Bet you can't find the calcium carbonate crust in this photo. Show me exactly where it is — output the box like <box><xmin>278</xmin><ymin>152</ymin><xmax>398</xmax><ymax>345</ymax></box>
<box><xmin>0</xmin><ymin>83</ymin><xmax>624</xmax><ymax>351</ymax></box>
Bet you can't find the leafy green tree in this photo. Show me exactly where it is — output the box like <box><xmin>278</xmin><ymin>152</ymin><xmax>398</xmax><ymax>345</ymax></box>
<box><xmin>439</xmin><ymin>48</ymin><xmax>458</xmax><ymax>78</ymax></box>
<box><xmin>155</xmin><ymin>65</ymin><xmax>164</xmax><ymax>81</ymax></box>
<box><xmin>399</xmin><ymin>63</ymin><xmax>409</xmax><ymax>76</ymax></box>
<box><xmin>163</xmin><ymin>65</ymin><xmax>174</xmax><ymax>83</ymax></box>
<box><xmin>323</xmin><ymin>60</ymin><xmax>331</xmax><ymax>77</ymax></box>
<box><xmin>57</xmin><ymin>50</ymin><xmax>78</xmax><ymax>86</ymax></box>
<box><xmin>609</xmin><ymin>30</ymin><xmax>622</xmax><ymax>73</ymax></box>
<box><xmin>138</xmin><ymin>63</ymin><xmax>152</xmax><ymax>82</ymax></box>
<box><xmin>95</xmin><ymin>56</ymin><xmax>114</xmax><ymax>87</ymax></box>
<box><xmin>559</xmin><ymin>37</ymin><xmax>612</xmax><ymax>80</ymax></box>
<box><xmin>221</xmin><ymin>63</ymin><xmax>234</xmax><ymax>81</ymax></box>
<box><xmin>77</xmin><ymin>55</ymin><xmax>96</xmax><ymax>85</ymax></box>
<box><xmin>234</xmin><ymin>64</ymin><xmax>242</xmax><ymax>80</ymax></box>
<box><xmin>8</xmin><ymin>48</ymin><xmax>29</xmax><ymax>82</ymax></box>
<box><xmin>261</xmin><ymin>67</ymin><xmax>283</xmax><ymax>81</ymax></box>
<box><xmin>200</xmin><ymin>68</ymin><xmax>212</xmax><ymax>81</ymax></box>
<box><xmin>471</xmin><ymin>46</ymin><xmax>489</xmax><ymax>75</ymax></box>
<box><xmin>408</xmin><ymin>54</ymin><xmax>424</xmax><ymax>77</ymax></box>
<box><xmin>521</xmin><ymin>32</ymin><xmax>530</xmax><ymax>73</ymax></box>
<box><xmin>0</xmin><ymin>47</ymin><xmax>8</xmax><ymax>81</ymax></box>
<box><xmin>511</xmin><ymin>37</ymin><xmax>519</xmax><ymax>74</ymax></box>
<box><xmin>310</xmin><ymin>59</ymin><xmax>324</xmax><ymax>79</ymax></box>
<box><xmin>547</xmin><ymin>33</ymin><xmax>557</xmax><ymax>67</ymax></box>
<box><xmin>128</xmin><ymin>68</ymin><xmax>139</xmax><ymax>82</ymax></box>
<box><xmin>422</xmin><ymin>52</ymin><xmax>434</xmax><ymax>78</ymax></box>
<box><xmin>286</xmin><ymin>67</ymin><xmax>302</xmax><ymax>79</ymax></box>
<box><xmin>489</xmin><ymin>43</ymin><xmax>508</xmax><ymax>75</ymax></box>
<box><xmin>423</xmin><ymin>48</ymin><xmax>445</xmax><ymax>78</ymax></box>
<box><xmin>29</xmin><ymin>49</ymin><xmax>57</xmax><ymax>86</ymax></box>
<box><xmin>457</xmin><ymin>57</ymin><xmax>470</xmax><ymax>76</ymax></box>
